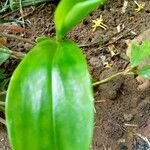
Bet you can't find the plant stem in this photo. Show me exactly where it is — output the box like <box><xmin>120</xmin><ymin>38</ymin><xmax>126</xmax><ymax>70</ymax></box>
<box><xmin>19</xmin><ymin>0</ymin><xmax>25</xmax><ymax>27</ymax></box>
<box><xmin>92</xmin><ymin>70</ymin><xmax>134</xmax><ymax>86</ymax></box>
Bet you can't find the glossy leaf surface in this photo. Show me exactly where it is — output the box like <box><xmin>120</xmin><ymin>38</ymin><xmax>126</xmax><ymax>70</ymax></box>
<box><xmin>6</xmin><ymin>39</ymin><xmax>94</xmax><ymax>150</ymax></box>
<box><xmin>6</xmin><ymin>39</ymin><xmax>57</xmax><ymax>150</ymax></box>
<box><xmin>52</xmin><ymin>40</ymin><xmax>94</xmax><ymax>150</ymax></box>
<box><xmin>55</xmin><ymin>0</ymin><xmax>107</xmax><ymax>39</ymax></box>
<box><xmin>131</xmin><ymin>41</ymin><xmax>150</xmax><ymax>68</ymax></box>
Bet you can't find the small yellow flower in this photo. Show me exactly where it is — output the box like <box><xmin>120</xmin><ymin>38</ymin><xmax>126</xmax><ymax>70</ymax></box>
<box><xmin>134</xmin><ymin>0</ymin><xmax>145</xmax><ymax>12</ymax></box>
<box><xmin>92</xmin><ymin>15</ymin><xmax>108</xmax><ymax>32</ymax></box>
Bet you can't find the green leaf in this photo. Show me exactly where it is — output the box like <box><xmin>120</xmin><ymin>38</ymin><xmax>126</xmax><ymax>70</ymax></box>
<box><xmin>36</xmin><ymin>36</ymin><xmax>50</xmax><ymax>43</ymax></box>
<box><xmin>0</xmin><ymin>48</ymin><xmax>10</xmax><ymax>65</ymax></box>
<box><xmin>52</xmin><ymin>40</ymin><xmax>94</xmax><ymax>150</ymax></box>
<box><xmin>131</xmin><ymin>41</ymin><xmax>150</xmax><ymax>68</ymax></box>
<box><xmin>6</xmin><ymin>39</ymin><xmax>94</xmax><ymax>150</ymax></box>
<box><xmin>139</xmin><ymin>65</ymin><xmax>150</xmax><ymax>78</ymax></box>
<box><xmin>6</xmin><ymin>38</ymin><xmax>57</xmax><ymax>150</ymax></box>
<box><xmin>55</xmin><ymin>0</ymin><xmax>107</xmax><ymax>39</ymax></box>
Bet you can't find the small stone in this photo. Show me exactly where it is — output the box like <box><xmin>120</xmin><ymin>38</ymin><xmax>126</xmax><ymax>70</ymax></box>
<box><xmin>119</xmin><ymin>144</ymin><xmax>128</xmax><ymax>150</ymax></box>
<box><xmin>0</xmin><ymin>139</ymin><xmax>4</xmax><ymax>142</ymax></box>
<box><xmin>127</xmin><ymin>10</ymin><xmax>135</xmax><ymax>17</ymax></box>
<box><xmin>145</xmin><ymin>10</ymin><xmax>150</xmax><ymax>13</ymax></box>
<box><xmin>123</xmin><ymin>114</ymin><xmax>133</xmax><ymax>121</ymax></box>
<box><xmin>89</xmin><ymin>57</ymin><xmax>102</xmax><ymax>68</ymax></box>
<box><xmin>83</xmin><ymin>19</ymin><xmax>89</xmax><ymax>25</ymax></box>
<box><xmin>24</xmin><ymin>43</ymin><xmax>32</xmax><ymax>50</ymax></box>
<box><xmin>107</xmin><ymin>90</ymin><xmax>117</xmax><ymax>100</ymax></box>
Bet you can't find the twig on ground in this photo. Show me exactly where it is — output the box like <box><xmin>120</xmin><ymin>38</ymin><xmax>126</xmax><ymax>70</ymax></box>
<box><xmin>121</xmin><ymin>0</ymin><xmax>128</xmax><ymax>14</ymax></box>
<box><xmin>79</xmin><ymin>27</ymin><xmax>126</xmax><ymax>48</ymax></box>
<box><xmin>12</xmin><ymin>51</ymin><xmax>25</xmax><ymax>59</ymax></box>
<box><xmin>0</xmin><ymin>9</ymin><xmax>18</xmax><ymax>19</ymax></box>
<box><xmin>95</xmin><ymin>100</ymin><xmax>106</xmax><ymax>103</ymax></box>
<box><xmin>0</xmin><ymin>101</ymin><xmax>5</xmax><ymax>107</ymax></box>
<box><xmin>0</xmin><ymin>25</ymin><xmax>33</xmax><ymax>34</ymax></box>
<box><xmin>0</xmin><ymin>105</ymin><xmax>5</xmax><ymax>112</ymax></box>
<box><xmin>20</xmin><ymin>6</ymin><xmax>35</xmax><ymax>19</ymax></box>
<box><xmin>79</xmin><ymin>28</ymin><xmax>125</xmax><ymax>48</ymax></box>
<box><xmin>79</xmin><ymin>24</ymin><xmax>139</xmax><ymax>48</ymax></box>
<box><xmin>0</xmin><ymin>91</ymin><xmax>6</xmax><ymax>96</ymax></box>
<box><xmin>0</xmin><ymin>46</ymin><xmax>25</xmax><ymax>59</ymax></box>
<box><xmin>0</xmin><ymin>117</ymin><xmax>6</xmax><ymax>125</ymax></box>
<box><xmin>124</xmin><ymin>123</ymin><xmax>138</xmax><ymax>127</ymax></box>
<box><xmin>0</xmin><ymin>32</ymin><xmax>35</xmax><ymax>45</ymax></box>
<box><xmin>19</xmin><ymin>4</ymin><xmax>45</xmax><ymax>20</ymax></box>
<box><xmin>105</xmin><ymin>24</ymin><xmax>139</xmax><ymax>46</ymax></box>
<box><xmin>19</xmin><ymin>0</ymin><xmax>25</xmax><ymax>27</ymax></box>
<box><xmin>103</xmin><ymin>144</ymin><xmax>107</xmax><ymax>150</ymax></box>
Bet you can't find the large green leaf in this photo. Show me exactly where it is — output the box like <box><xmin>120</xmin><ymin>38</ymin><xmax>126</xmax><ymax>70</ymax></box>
<box><xmin>6</xmin><ymin>39</ymin><xmax>57</xmax><ymax>150</ymax></box>
<box><xmin>52</xmin><ymin>40</ymin><xmax>94</xmax><ymax>150</ymax></box>
<box><xmin>55</xmin><ymin>0</ymin><xmax>107</xmax><ymax>39</ymax></box>
<box><xmin>131</xmin><ymin>41</ymin><xmax>150</xmax><ymax>68</ymax></box>
<box><xmin>0</xmin><ymin>48</ymin><xmax>10</xmax><ymax>65</ymax></box>
<box><xmin>139</xmin><ymin>65</ymin><xmax>150</xmax><ymax>78</ymax></box>
<box><xmin>6</xmin><ymin>39</ymin><xmax>94</xmax><ymax>150</ymax></box>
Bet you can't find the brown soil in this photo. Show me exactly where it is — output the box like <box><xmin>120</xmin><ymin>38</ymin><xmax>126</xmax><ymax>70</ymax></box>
<box><xmin>0</xmin><ymin>0</ymin><xmax>150</xmax><ymax>149</ymax></box>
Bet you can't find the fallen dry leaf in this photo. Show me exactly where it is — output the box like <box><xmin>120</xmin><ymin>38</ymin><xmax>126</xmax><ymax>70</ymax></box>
<box><xmin>0</xmin><ymin>25</ymin><xmax>33</xmax><ymax>34</ymax></box>
<box><xmin>0</xmin><ymin>37</ymin><xmax>7</xmax><ymax>46</ymax></box>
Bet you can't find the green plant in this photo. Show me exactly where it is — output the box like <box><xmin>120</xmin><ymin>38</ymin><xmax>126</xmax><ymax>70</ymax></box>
<box><xmin>6</xmin><ymin>0</ymin><xmax>107</xmax><ymax>150</ymax></box>
<box><xmin>0</xmin><ymin>0</ymin><xmax>56</xmax><ymax>13</ymax></box>
<box><xmin>93</xmin><ymin>41</ymin><xmax>150</xmax><ymax>86</ymax></box>
<box><xmin>9</xmin><ymin>0</ymin><xmax>54</xmax><ymax>10</ymax></box>
<box><xmin>130</xmin><ymin>41</ymin><xmax>150</xmax><ymax>77</ymax></box>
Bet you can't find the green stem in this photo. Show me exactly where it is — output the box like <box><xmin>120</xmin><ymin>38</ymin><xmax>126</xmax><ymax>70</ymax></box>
<box><xmin>56</xmin><ymin>32</ymin><xmax>64</xmax><ymax>42</ymax></box>
<box><xmin>92</xmin><ymin>70</ymin><xmax>134</xmax><ymax>86</ymax></box>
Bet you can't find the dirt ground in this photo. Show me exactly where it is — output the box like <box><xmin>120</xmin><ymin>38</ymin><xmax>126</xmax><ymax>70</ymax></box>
<box><xmin>0</xmin><ymin>0</ymin><xmax>150</xmax><ymax>149</ymax></box>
